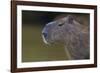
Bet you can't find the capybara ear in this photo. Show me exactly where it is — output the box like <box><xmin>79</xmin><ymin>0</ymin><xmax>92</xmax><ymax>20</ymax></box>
<box><xmin>67</xmin><ymin>15</ymin><xmax>74</xmax><ymax>24</ymax></box>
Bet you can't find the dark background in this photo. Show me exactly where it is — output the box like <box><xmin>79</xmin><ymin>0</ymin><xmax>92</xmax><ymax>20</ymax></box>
<box><xmin>22</xmin><ymin>10</ymin><xmax>68</xmax><ymax>25</ymax></box>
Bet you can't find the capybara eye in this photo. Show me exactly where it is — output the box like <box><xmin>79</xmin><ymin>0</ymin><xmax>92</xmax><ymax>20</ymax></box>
<box><xmin>58</xmin><ymin>23</ymin><xmax>64</xmax><ymax>26</ymax></box>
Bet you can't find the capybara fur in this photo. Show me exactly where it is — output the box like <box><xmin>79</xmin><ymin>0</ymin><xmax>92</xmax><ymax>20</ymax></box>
<box><xmin>42</xmin><ymin>15</ymin><xmax>89</xmax><ymax>60</ymax></box>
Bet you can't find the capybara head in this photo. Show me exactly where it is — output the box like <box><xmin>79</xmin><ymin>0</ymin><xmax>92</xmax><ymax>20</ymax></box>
<box><xmin>42</xmin><ymin>15</ymin><xmax>82</xmax><ymax>44</ymax></box>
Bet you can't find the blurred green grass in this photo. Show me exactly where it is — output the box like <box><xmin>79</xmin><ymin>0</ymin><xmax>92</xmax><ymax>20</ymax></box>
<box><xmin>22</xmin><ymin>25</ymin><xmax>68</xmax><ymax>62</ymax></box>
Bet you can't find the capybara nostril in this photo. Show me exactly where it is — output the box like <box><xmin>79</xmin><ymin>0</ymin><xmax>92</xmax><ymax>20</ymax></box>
<box><xmin>42</xmin><ymin>32</ymin><xmax>48</xmax><ymax>38</ymax></box>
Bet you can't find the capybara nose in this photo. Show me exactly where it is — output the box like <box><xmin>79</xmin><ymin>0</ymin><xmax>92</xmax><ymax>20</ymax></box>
<box><xmin>42</xmin><ymin>32</ymin><xmax>48</xmax><ymax>38</ymax></box>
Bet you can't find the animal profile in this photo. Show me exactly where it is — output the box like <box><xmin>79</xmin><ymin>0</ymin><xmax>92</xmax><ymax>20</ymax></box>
<box><xmin>42</xmin><ymin>15</ymin><xmax>90</xmax><ymax>60</ymax></box>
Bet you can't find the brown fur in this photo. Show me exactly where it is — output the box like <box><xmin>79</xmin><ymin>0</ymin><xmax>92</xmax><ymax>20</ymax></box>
<box><xmin>42</xmin><ymin>15</ymin><xmax>90</xmax><ymax>60</ymax></box>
